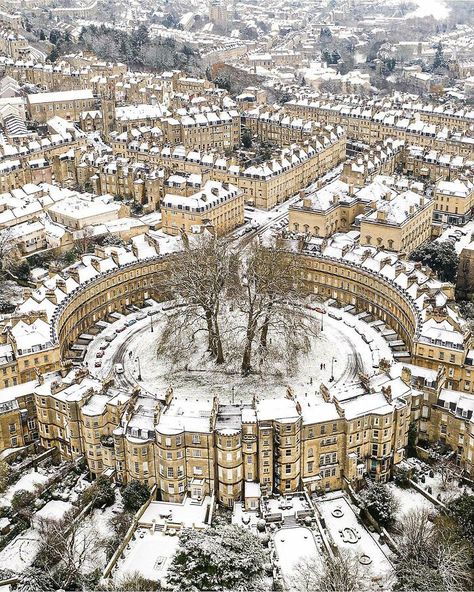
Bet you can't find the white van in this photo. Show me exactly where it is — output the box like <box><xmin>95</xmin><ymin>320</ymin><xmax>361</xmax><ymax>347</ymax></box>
<box><xmin>114</xmin><ymin>363</ymin><xmax>124</xmax><ymax>374</ymax></box>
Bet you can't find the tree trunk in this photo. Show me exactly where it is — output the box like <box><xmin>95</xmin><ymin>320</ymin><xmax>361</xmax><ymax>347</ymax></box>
<box><xmin>205</xmin><ymin>310</ymin><xmax>216</xmax><ymax>356</ymax></box>
<box><xmin>241</xmin><ymin>316</ymin><xmax>257</xmax><ymax>376</ymax></box>
<box><xmin>260</xmin><ymin>313</ymin><xmax>270</xmax><ymax>348</ymax></box>
<box><xmin>213</xmin><ymin>317</ymin><xmax>225</xmax><ymax>364</ymax></box>
<box><xmin>241</xmin><ymin>338</ymin><xmax>253</xmax><ymax>376</ymax></box>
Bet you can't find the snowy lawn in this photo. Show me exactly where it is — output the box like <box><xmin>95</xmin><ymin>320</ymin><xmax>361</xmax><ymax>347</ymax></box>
<box><xmin>86</xmin><ymin>302</ymin><xmax>392</xmax><ymax>403</ymax></box>
<box><xmin>386</xmin><ymin>483</ymin><xmax>436</xmax><ymax>522</ymax></box>
<box><xmin>274</xmin><ymin>526</ymin><xmax>322</xmax><ymax>590</ymax></box>
<box><xmin>113</xmin><ymin>528</ymin><xmax>179</xmax><ymax>585</ymax></box>
<box><xmin>316</xmin><ymin>494</ymin><xmax>394</xmax><ymax>582</ymax></box>
<box><xmin>34</xmin><ymin>500</ymin><xmax>73</xmax><ymax>523</ymax></box>
<box><xmin>0</xmin><ymin>528</ymin><xmax>41</xmax><ymax>573</ymax></box>
<box><xmin>0</xmin><ymin>468</ymin><xmax>50</xmax><ymax>507</ymax></box>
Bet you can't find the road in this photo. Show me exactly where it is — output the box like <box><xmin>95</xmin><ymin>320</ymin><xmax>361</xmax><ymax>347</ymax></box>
<box><xmin>82</xmin><ymin>299</ymin><xmax>391</xmax><ymax>403</ymax></box>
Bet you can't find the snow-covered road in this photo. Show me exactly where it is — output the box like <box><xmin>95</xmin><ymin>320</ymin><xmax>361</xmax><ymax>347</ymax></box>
<box><xmin>83</xmin><ymin>303</ymin><xmax>393</xmax><ymax>403</ymax></box>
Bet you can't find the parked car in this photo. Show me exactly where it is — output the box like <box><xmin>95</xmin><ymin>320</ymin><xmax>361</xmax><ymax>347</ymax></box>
<box><xmin>136</xmin><ymin>313</ymin><xmax>146</xmax><ymax>320</ymax></box>
<box><xmin>114</xmin><ymin>363</ymin><xmax>124</xmax><ymax>374</ymax></box>
<box><xmin>99</xmin><ymin>342</ymin><xmax>109</xmax><ymax>350</ymax></box>
<box><xmin>105</xmin><ymin>333</ymin><xmax>117</xmax><ymax>342</ymax></box>
<box><xmin>95</xmin><ymin>361</ymin><xmax>102</xmax><ymax>368</ymax></box>
<box><xmin>96</xmin><ymin>351</ymin><xmax>104</xmax><ymax>358</ymax></box>
<box><xmin>116</xmin><ymin>326</ymin><xmax>125</xmax><ymax>333</ymax></box>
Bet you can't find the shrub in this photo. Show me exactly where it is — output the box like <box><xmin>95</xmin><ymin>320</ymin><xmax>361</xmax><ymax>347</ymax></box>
<box><xmin>11</xmin><ymin>489</ymin><xmax>35</xmax><ymax>512</ymax></box>
<box><xmin>82</xmin><ymin>476</ymin><xmax>115</xmax><ymax>509</ymax></box>
<box><xmin>122</xmin><ymin>481</ymin><xmax>150</xmax><ymax>513</ymax></box>
<box><xmin>361</xmin><ymin>482</ymin><xmax>398</xmax><ymax>528</ymax></box>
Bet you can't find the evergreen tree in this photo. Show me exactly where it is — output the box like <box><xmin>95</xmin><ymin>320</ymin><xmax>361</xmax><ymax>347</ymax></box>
<box><xmin>411</xmin><ymin>240</ymin><xmax>459</xmax><ymax>283</ymax></box>
<box><xmin>122</xmin><ymin>480</ymin><xmax>150</xmax><ymax>513</ymax></box>
<box><xmin>361</xmin><ymin>482</ymin><xmax>398</xmax><ymax>528</ymax></box>
<box><xmin>167</xmin><ymin>525</ymin><xmax>267</xmax><ymax>591</ymax></box>
<box><xmin>432</xmin><ymin>42</ymin><xmax>446</xmax><ymax>71</ymax></box>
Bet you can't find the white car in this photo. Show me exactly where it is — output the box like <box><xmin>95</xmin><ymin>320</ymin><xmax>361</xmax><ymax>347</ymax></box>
<box><xmin>114</xmin><ymin>363</ymin><xmax>124</xmax><ymax>374</ymax></box>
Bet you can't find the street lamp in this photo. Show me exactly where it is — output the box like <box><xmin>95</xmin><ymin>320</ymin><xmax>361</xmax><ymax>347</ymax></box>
<box><xmin>150</xmin><ymin>314</ymin><xmax>154</xmax><ymax>333</ymax></box>
<box><xmin>136</xmin><ymin>356</ymin><xmax>142</xmax><ymax>381</ymax></box>
<box><xmin>330</xmin><ymin>357</ymin><xmax>337</xmax><ymax>382</ymax></box>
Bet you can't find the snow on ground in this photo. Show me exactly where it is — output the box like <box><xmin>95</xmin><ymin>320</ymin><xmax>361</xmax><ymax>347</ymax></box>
<box><xmin>420</xmin><ymin>472</ymin><xmax>468</xmax><ymax>504</ymax></box>
<box><xmin>34</xmin><ymin>500</ymin><xmax>73</xmax><ymax>523</ymax></box>
<box><xmin>232</xmin><ymin>502</ymin><xmax>259</xmax><ymax>531</ymax></box>
<box><xmin>386</xmin><ymin>483</ymin><xmax>436</xmax><ymax>521</ymax></box>
<box><xmin>139</xmin><ymin>497</ymin><xmax>211</xmax><ymax>528</ymax></box>
<box><xmin>85</xmin><ymin>300</ymin><xmax>393</xmax><ymax>403</ymax></box>
<box><xmin>316</xmin><ymin>494</ymin><xmax>394</xmax><ymax>581</ymax></box>
<box><xmin>0</xmin><ymin>528</ymin><xmax>40</xmax><ymax>573</ymax></box>
<box><xmin>274</xmin><ymin>527</ymin><xmax>322</xmax><ymax>590</ymax></box>
<box><xmin>113</xmin><ymin>528</ymin><xmax>179</xmax><ymax>585</ymax></box>
<box><xmin>0</xmin><ymin>469</ymin><xmax>50</xmax><ymax>506</ymax></box>
<box><xmin>77</xmin><ymin>503</ymin><xmax>120</xmax><ymax>574</ymax></box>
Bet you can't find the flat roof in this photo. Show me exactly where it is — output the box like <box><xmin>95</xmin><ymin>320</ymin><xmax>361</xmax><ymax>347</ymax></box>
<box><xmin>27</xmin><ymin>89</ymin><xmax>94</xmax><ymax>104</ymax></box>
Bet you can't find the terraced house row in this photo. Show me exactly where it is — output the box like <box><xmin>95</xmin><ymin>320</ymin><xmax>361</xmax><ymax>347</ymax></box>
<box><xmin>108</xmin><ymin>128</ymin><xmax>346</xmax><ymax>209</ymax></box>
<box><xmin>284</xmin><ymin>99</ymin><xmax>474</xmax><ymax>157</ymax></box>
<box><xmin>286</xmin><ymin>95</ymin><xmax>474</xmax><ymax>133</ymax></box>
<box><xmin>7</xmin><ymin>363</ymin><xmax>414</xmax><ymax>508</ymax></box>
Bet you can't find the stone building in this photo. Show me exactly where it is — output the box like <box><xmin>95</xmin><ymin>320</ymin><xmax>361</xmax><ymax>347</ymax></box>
<box><xmin>433</xmin><ymin>179</ymin><xmax>474</xmax><ymax>226</ymax></box>
<box><xmin>161</xmin><ymin>180</ymin><xmax>244</xmax><ymax>236</ymax></box>
<box><xmin>31</xmin><ymin>365</ymin><xmax>413</xmax><ymax>507</ymax></box>
<box><xmin>26</xmin><ymin>89</ymin><xmax>96</xmax><ymax>124</ymax></box>
<box><xmin>0</xmin><ymin>380</ymin><xmax>38</xmax><ymax>451</ymax></box>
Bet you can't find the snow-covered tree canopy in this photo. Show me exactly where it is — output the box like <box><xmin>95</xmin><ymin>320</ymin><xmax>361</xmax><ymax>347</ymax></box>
<box><xmin>167</xmin><ymin>524</ymin><xmax>267</xmax><ymax>591</ymax></box>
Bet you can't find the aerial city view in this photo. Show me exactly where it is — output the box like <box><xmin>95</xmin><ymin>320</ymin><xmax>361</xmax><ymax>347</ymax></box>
<box><xmin>0</xmin><ymin>0</ymin><xmax>474</xmax><ymax>589</ymax></box>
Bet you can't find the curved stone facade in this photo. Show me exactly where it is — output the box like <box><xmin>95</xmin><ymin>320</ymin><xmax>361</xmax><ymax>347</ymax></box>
<box><xmin>51</xmin><ymin>252</ymin><xmax>422</xmax><ymax>366</ymax></box>
<box><xmin>22</xmin><ymin>245</ymin><xmax>470</xmax><ymax>503</ymax></box>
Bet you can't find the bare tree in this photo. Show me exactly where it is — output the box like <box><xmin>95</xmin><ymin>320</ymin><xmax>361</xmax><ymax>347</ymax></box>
<box><xmin>236</xmin><ymin>241</ymin><xmax>317</xmax><ymax>376</ymax></box>
<box><xmin>395</xmin><ymin>509</ymin><xmax>473</xmax><ymax>591</ymax></box>
<box><xmin>34</xmin><ymin>510</ymin><xmax>103</xmax><ymax>589</ymax></box>
<box><xmin>157</xmin><ymin>233</ymin><xmax>234</xmax><ymax>364</ymax></box>
<box><xmin>74</xmin><ymin>225</ymin><xmax>96</xmax><ymax>255</ymax></box>
<box><xmin>0</xmin><ymin>228</ymin><xmax>20</xmax><ymax>279</ymax></box>
<box><xmin>295</xmin><ymin>551</ymin><xmax>369</xmax><ymax>592</ymax></box>
<box><xmin>435</xmin><ymin>454</ymin><xmax>462</xmax><ymax>492</ymax></box>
